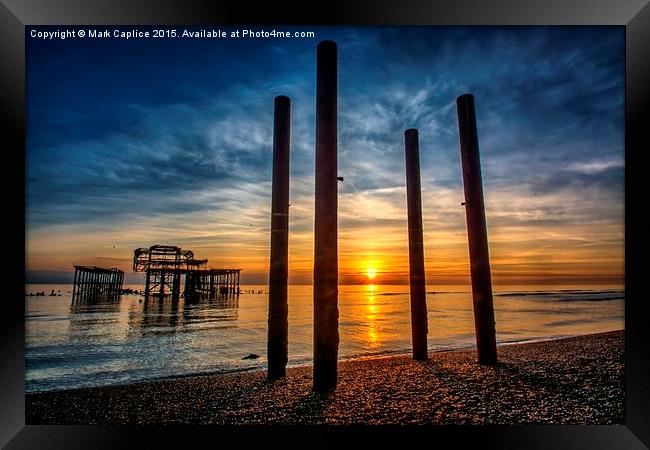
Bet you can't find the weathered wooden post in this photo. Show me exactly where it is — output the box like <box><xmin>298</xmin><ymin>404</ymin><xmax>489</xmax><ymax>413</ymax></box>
<box><xmin>76</xmin><ymin>269</ymin><xmax>82</xmax><ymax>298</ymax></box>
<box><xmin>72</xmin><ymin>268</ymin><xmax>77</xmax><ymax>299</ymax></box>
<box><xmin>144</xmin><ymin>269</ymin><xmax>150</xmax><ymax>298</ymax></box>
<box><xmin>313</xmin><ymin>40</ymin><xmax>339</xmax><ymax>392</ymax></box>
<box><xmin>160</xmin><ymin>271</ymin><xmax>166</xmax><ymax>298</ymax></box>
<box><xmin>268</xmin><ymin>95</ymin><xmax>291</xmax><ymax>380</ymax></box>
<box><xmin>404</xmin><ymin>129</ymin><xmax>429</xmax><ymax>360</ymax></box>
<box><xmin>456</xmin><ymin>94</ymin><xmax>498</xmax><ymax>365</ymax></box>
<box><xmin>172</xmin><ymin>272</ymin><xmax>181</xmax><ymax>301</ymax></box>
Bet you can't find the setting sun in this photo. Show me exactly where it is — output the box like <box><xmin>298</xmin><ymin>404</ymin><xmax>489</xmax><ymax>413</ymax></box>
<box><xmin>367</xmin><ymin>268</ymin><xmax>377</xmax><ymax>280</ymax></box>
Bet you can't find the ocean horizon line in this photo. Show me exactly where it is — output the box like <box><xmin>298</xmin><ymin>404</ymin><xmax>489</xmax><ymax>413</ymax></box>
<box><xmin>25</xmin><ymin>281</ymin><xmax>625</xmax><ymax>287</ymax></box>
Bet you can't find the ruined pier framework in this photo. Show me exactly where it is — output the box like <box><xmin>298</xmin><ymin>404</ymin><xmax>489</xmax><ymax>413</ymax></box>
<box><xmin>72</xmin><ymin>265</ymin><xmax>124</xmax><ymax>303</ymax></box>
<box><xmin>133</xmin><ymin>245</ymin><xmax>241</xmax><ymax>300</ymax></box>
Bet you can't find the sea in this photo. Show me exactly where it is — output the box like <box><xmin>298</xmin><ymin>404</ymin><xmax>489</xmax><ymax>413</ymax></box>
<box><xmin>25</xmin><ymin>283</ymin><xmax>624</xmax><ymax>393</ymax></box>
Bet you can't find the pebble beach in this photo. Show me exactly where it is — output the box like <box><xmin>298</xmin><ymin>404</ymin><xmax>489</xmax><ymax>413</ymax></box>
<box><xmin>26</xmin><ymin>330</ymin><xmax>624</xmax><ymax>425</ymax></box>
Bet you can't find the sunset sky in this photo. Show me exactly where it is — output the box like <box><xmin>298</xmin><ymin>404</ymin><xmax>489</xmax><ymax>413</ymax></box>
<box><xmin>26</xmin><ymin>26</ymin><xmax>624</xmax><ymax>285</ymax></box>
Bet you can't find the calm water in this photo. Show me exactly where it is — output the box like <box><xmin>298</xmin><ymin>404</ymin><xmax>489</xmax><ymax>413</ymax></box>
<box><xmin>25</xmin><ymin>283</ymin><xmax>624</xmax><ymax>393</ymax></box>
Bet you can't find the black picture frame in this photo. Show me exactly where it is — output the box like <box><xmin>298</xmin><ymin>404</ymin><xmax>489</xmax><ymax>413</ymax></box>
<box><xmin>2</xmin><ymin>0</ymin><xmax>648</xmax><ymax>447</ymax></box>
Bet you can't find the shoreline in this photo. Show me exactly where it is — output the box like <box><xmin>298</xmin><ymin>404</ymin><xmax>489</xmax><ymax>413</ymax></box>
<box><xmin>27</xmin><ymin>330</ymin><xmax>624</xmax><ymax>424</ymax></box>
<box><xmin>26</xmin><ymin>329</ymin><xmax>622</xmax><ymax>395</ymax></box>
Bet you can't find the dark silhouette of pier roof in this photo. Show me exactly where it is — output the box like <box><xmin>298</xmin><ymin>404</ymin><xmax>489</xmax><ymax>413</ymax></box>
<box><xmin>73</xmin><ymin>265</ymin><xmax>123</xmax><ymax>274</ymax></box>
<box><xmin>133</xmin><ymin>244</ymin><xmax>209</xmax><ymax>273</ymax></box>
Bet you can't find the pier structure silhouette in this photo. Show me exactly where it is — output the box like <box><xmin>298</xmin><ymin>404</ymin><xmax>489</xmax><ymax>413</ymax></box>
<box><xmin>133</xmin><ymin>244</ymin><xmax>241</xmax><ymax>300</ymax></box>
<box><xmin>72</xmin><ymin>265</ymin><xmax>124</xmax><ymax>304</ymax></box>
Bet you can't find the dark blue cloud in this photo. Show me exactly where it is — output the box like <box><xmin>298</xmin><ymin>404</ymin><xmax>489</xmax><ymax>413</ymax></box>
<box><xmin>27</xmin><ymin>26</ymin><xmax>624</xmax><ymax>235</ymax></box>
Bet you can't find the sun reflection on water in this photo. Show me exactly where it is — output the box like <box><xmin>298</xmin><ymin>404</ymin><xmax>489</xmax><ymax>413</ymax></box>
<box><xmin>366</xmin><ymin>284</ymin><xmax>379</xmax><ymax>346</ymax></box>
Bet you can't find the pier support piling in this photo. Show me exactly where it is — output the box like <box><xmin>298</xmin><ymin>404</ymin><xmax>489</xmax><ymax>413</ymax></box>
<box><xmin>456</xmin><ymin>94</ymin><xmax>498</xmax><ymax>365</ymax></box>
<box><xmin>268</xmin><ymin>95</ymin><xmax>291</xmax><ymax>380</ymax></box>
<box><xmin>313</xmin><ymin>40</ymin><xmax>339</xmax><ymax>392</ymax></box>
<box><xmin>404</xmin><ymin>129</ymin><xmax>429</xmax><ymax>360</ymax></box>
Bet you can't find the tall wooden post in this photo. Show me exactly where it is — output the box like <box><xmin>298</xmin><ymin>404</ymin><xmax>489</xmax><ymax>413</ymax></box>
<box><xmin>456</xmin><ymin>94</ymin><xmax>498</xmax><ymax>365</ymax></box>
<box><xmin>268</xmin><ymin>95</ymin><xmax>291</xmax><ymax>380</ymax></box>
<box><xmin>404</xmin><ymin>129</ymin><xmax>428</xmax><ymax>360</ymax></box>
<box><xmin>313</xmin><ymin>40</ymin><xmax>339</xmax><ymax>392</ymax></box>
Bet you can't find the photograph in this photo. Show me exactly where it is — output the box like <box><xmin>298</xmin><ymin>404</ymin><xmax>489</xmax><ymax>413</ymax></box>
<box><xmin>23</xmin><ymin>25</ymin><xmax>627</xmax><ymax>426</ymax></box>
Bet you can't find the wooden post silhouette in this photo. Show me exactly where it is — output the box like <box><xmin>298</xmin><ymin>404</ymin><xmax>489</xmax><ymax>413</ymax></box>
<box><xmin>404</xmin><ymin>129</ymin><xmax>428</xmax><ymax>360</ymax></box>
<box><xmin>313</xmin><ymin>40</ymin><xmax>339</xmax><ymax>392</ymax></box>
<box><xmin>456</xmin><ymin>94</ymin><xmax>498</xmax><ymax>365</ymax></box>
<box><xmin>268</xmin><ymin>95</ymin><xmax>291</xmax><ymax>380</ymax></box>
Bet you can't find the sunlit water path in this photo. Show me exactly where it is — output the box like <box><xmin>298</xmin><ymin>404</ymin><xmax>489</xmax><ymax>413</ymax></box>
<box><xmin>25</xmin><ymin>283</ymin><xmax>624</xmax><ymax>393</ymax></box>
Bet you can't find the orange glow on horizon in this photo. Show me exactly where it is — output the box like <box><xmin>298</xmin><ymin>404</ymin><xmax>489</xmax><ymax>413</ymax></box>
<box><xmin>25</xmin><ymin>185</ymin><xmax>624</xmax><ymax>287</ymax></box>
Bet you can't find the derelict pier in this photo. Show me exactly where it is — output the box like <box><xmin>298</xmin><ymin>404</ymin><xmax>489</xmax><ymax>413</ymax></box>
<box><xmin>133</xmin><ymin>244</ymin><xmax>241</xmax><ymax>300</ymax></box>
<box><xmin>72</xmin><ymin>265</ymin><xmax>125</xmax><ymax>303</ymax></box>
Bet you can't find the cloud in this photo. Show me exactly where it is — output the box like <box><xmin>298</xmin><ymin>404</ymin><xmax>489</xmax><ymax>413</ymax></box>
<box><xmin>26</xmin><ymin>27</ymin><xmax>625</xmax><ymax>283</ymax></box>
<box><xmin>566</xmin><ymin>158</ymin><xmax>624</xmax><ymax>174</ymax></box>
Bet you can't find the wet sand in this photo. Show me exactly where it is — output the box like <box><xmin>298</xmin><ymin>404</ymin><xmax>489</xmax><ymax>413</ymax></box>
<box><xmin>26</xmin><ymin>330</ymin><xmax>624</xmax><ymax>425</ymax></box>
